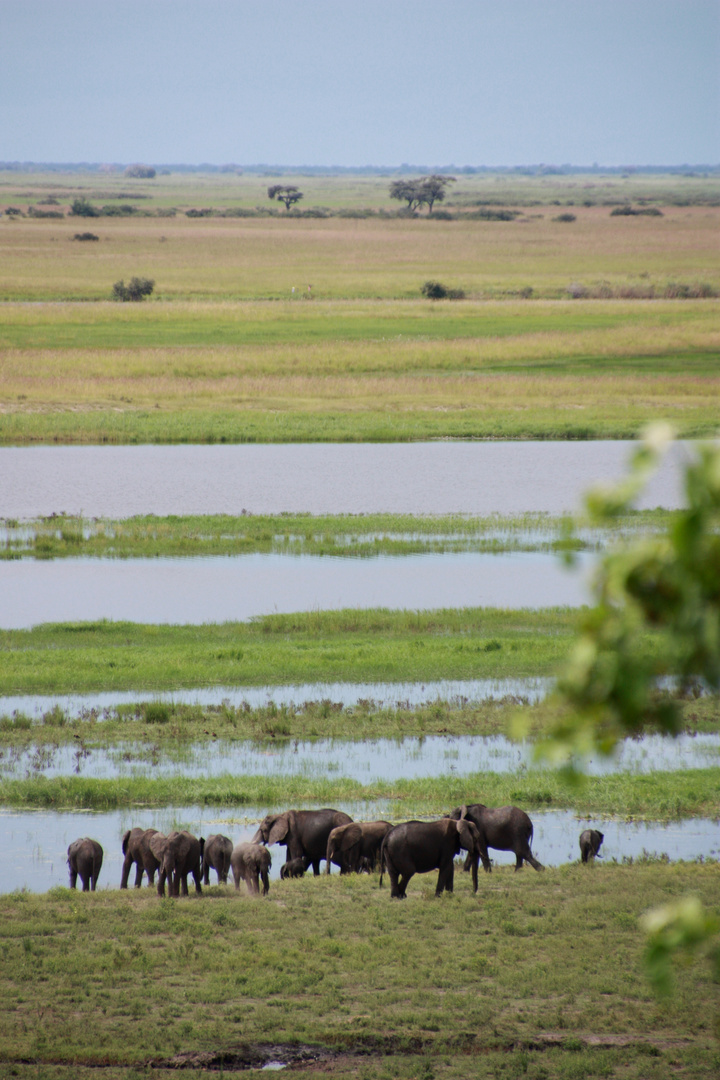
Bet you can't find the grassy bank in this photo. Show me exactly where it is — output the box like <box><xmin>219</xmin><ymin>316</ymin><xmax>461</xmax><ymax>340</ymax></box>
<box><xmin>0</xmin><ymin>609</ymin><xmax>584</xmax><ymax>696</ymax></box>
<box><xmin>0</xmin><ymin>862</ymin><xmax>717</xmax><ymax>1078</ymax></box>
<box><xmin>1</xmin><ymin>766</ymin><xmax>718</xmax><ymax>818</ymax></box>
<box><xmin>0</xmin><ymin>509</ymin><xmax>675</xmax><ymax>560</ymax></box>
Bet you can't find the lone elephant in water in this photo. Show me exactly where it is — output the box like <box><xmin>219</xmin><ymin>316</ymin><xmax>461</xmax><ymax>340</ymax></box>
<box><xmin>448</xmin><ymin>803</ymin><xmax>543</xmax><ymax>872</ymax></box>
<box><xmin>379</xmin><ymin>817</ymin><xmax>481</xmax><ymax>899</ymax></box>
<box><xmin>231</xmin><ymin>842</ymin><xmax>271</xmax><ymax>895</ymax></box>
<box><xmin>325</xmin><ymin>820</ymin><xmax>393</xmax><ymax>874</ymax></box>
<box><xmin>203</xmin><ymin>833</ymin><xmax>233</xmax><ymax>884</ymax></box>
<box><xmin>67</xmin><ymin>838</ymin><xmax>103</xmax><ymax>891</ymax></box>
<box><xmin>120</xmin><ymin>827</ymin><xmax>161</xmax><ymax>889</ymax></box>
<box><xmin>580</xmin><ymin>829</ymin><xmax>604</xmax><ymax>863</ymax></box>
<box><xmin>252</xmin><ymin>808</ymin><xmax>352</xmax><ymax>875</ymax></box>
<box><xmin>149</xmin><ymin>830</ymin><xmax>204</xmax><ymax>897</ymax></box>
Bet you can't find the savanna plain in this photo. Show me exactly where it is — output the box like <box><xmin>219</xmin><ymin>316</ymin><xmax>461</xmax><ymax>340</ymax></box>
<box><xmin>0</xmin><ymin>168</ymin><xmax>718</xmax><ymax>1078</ymax></box>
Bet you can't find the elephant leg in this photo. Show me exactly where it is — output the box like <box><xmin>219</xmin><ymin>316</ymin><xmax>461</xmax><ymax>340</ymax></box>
<box><xmin>203</xmin><ymin>862</ymin><xmax>210</xmax><ymax>886</ymax></box>
<box><xmin>261</xmin><ymin>870</ymin><xmax>269</xmax><ymax>896</ymax></box>
<box><xmin>120</xmin><ymin>854</ymin><xmax>133</xmax><ymax>889</ymax></box>
<box><xmin>157</xmin><ymin>870</ymin><xmax>166</xmax><ymax>897</ymax></box>
<box><xmin>435</xmin><ymin>860</ymin><xmax>454</xmax><ymax>896</ymax></box>
<box><xmin>395</xmin><ymin>873</ymin><xmax>412</xmax><ymax>899</ymax></box>
<box><xmin>518</xmin><ymin>846</ymin><xmax>543</xmax><ymax>871</ymax></box>
<box><xmin>192</xmin><ymin>870</ymin><xmax>202</xmax><ymax>895</ymax></box>
<box><xmin>134</xmin><ymin>862</ymin><xmax>144</xmax><ymax>887</ymax></box>
<box><xmin>232</xmin><ymin>867</ymin><xmax>241</xmax><ymax>890</ymax></box>
<box><xmin>69</xmin><ymin>867</ymin><xmax>78</xmax><ymax>889</ymax></box>
<box><xmin>311</xmin><ymin>859</ymin><xmax>321</xmax><ymax>876</ymax></box>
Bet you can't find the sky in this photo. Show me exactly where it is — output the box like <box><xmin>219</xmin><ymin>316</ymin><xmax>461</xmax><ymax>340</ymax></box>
<box><xmin>1</xmin><ymin>1</ymin><xmax>717</xmax><ymax>167</ymax></box>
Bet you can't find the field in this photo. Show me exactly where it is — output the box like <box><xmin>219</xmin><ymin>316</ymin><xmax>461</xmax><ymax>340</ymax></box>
<box><xmin>1</xmin><ymin>169</ymin><xmax>719</xmax><ymax>1078</ymax></box>
<box><xmin>1</xmin><ymin>169</ymin><xmax>719</xmax><ymax>443</ymax></box>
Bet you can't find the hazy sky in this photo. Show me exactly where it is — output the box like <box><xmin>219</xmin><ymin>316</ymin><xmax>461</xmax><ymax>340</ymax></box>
<box><xmin>1</xmin><ymin>1</ymin><xmax>717</xmax><ymax>166</ymax></box>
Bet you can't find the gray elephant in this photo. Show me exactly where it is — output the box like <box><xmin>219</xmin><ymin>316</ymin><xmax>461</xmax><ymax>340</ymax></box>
<box><xmin>448</xmin><ymin>803</ymin><xmax>543</xmax><ymax>872</ymax></box>
<box><xmin>252</xmin><ymin>808</ymin><xmax>352</xmax><ymax>875</ymax></box>
<box><xmin>203</xmin><ymin>833</ymin><xmax>233</xmax><ymax>884</ymax></box>
<box><xmin>580</xmin><ymin>829</ymin><xmax>604</xmax><ymax>863</ymax></box>
<box><xmin>67</xmin><ymin>838</ymin><xmax>103</xmax><ymax>891</ymax></box>
<box><xmin>280</xmin><ymin>857</ymin><xmax>310</xmax><ymax>879</ymax></box>
<box><xmin>149</xmin><ymin>830</ymin><xmax>204</xmax><ymax>897</ymax></box>
<box><xmin>231</xmin><ymin>842</ymin><xmax>271</xmax><ymax>895</ymax></box>
<box><xmin>325</xmin><ymin>820</ymin><xmax>393</xmax><ymax>874</ymax></box>
<box><xmin>379</xmin><ymin>818</ymin><xmax>481</xmax><ymax>899</ymax></box>
<box><xmin>120</xmin><ymin>827</ymin><xmax>160</xmax><ymax>889</ymax></box>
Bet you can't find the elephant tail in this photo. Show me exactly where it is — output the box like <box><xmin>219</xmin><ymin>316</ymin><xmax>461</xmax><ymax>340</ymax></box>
<box><xmin>378</xmin><ymin>835</ymin><xmax>389</xmax><ymax>889</ymax></box>
<box><xmin>121</xmin><ymin>830</ymin><xmax>131</xmax><ymax>856</ymax></box>
<box><xmin>198</xmin><ymin>836</ymin><xmax>206</xmax><ymax>877</ymax></box>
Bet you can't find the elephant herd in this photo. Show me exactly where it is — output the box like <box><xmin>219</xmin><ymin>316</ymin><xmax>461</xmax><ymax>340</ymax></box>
<box><xmin>66</xmin><ymin>804</ymin><xmax>606</xmax><ymax>896</ymax></box>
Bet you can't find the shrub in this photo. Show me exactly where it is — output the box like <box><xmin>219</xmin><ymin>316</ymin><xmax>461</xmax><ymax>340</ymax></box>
<box><xmin>111</xmin><ymin>277</ymin><xmax>155</xmax><ymax>302</ymax></box>
<box><xmin>185</xmin><ymin>208</ymin><xmax>214</xmax><ymax>217</ymax></box>
<box><xmin>5</xmin><ymin>207</ymin><xmax>23</xmax><ymax>216</ymax></box>
<box><xmin>70</xmin><ymin>198</ymin><xmax>100</xmax><ymax>218</ymax></box>
<box><xmin>100</xmin><ymin>204</ymin><xmax>137</xmax><ymax>216</ymax></box>
<box><xmin>553</xmin><ymin>213</ymin><xmax>576</xmax><ymax>223</ymax></box>
<box><xmin>421</xmin><ymin>281</ymin><xmax>464</xmax><ymax>300</ymax></box>
<box><xmin>73</xmin><ymin>232</ymin><xmax>99</xmax><ymax>242</ymax></box>
<box><xmin>28</xmin><ymin>206</ymin><xmax>63</xmax><ymax>218</ymax></box>
<box><xmin>124</xmin><ymin>164</ymin><xmax>156</xmax><ymax>179</ymax></box>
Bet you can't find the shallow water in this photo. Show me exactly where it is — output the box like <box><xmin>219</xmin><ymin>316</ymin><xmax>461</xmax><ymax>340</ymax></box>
<box><xmin>0</xmin><ymin>441</ymin><xmax>690</xmax><ymax>519</ymax></box>
<box><xmin>1</xmin><ymin>733</ymin><xmax>718</xmax><ymax>782</ymax></box>
<box><xmin>3</xmin><ymin>804</ymin><xmax>717</xmax><ymax>894</ymax></box>
<box><xmin>0</xmin><ymin>677</ymin><xmax>552</xmax><ymax>720</ymax></box>
<box><xmin>0</xmin><ymin>550</ymin><xmax>592</xmax><ymax>628</ymax></box>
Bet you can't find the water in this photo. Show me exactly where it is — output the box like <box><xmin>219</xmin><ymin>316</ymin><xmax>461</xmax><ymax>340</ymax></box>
<box><xmin>0</xmin><ymin>441</ymin><xmax>691</xmax><ymax>519</ymax></box>
<box><xmin>1</xmin><ymin>733</ymin><xmax>717</xmax><ymax>782</ymax></box>
<box><xmin>0</xmin><ymin>676</ymin><xmax>553</xmax><ymax>719</ymax></box>
<box><xmin>0</xmin><ymin>550</ymin><xmax>592</xmax><ymax>628</ymax></box>
<box><xmin>3</xmin><ymin>804</ymin><xmax>716</xmax><ymax>894</ymax></box>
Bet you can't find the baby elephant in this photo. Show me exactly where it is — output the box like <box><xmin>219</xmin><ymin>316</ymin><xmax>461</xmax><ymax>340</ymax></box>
<box><xmin>231</xmin><ymin>842</ymin><xmax>271</xmax><ymax>895</ymax></box>
<box><xmin>67</xmin><ymin>838</ymin><xmax>103</xmax><ymax>891</ymax></box>
<box><xmin>280</xmin><ymin>856</ymin><xmax>310</xmax><ymax>879</ymax></box>
<box><xmin>203</xmin><ymin>833</ymin><xmax>233</xmax><ymax>885</ymax></box>
<box><xmin>580</xmin><ymin>829</ymin><xmax>604</xmax><ymax>863</ymax></box>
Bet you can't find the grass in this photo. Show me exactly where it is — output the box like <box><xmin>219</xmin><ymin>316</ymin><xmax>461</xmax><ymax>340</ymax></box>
<box><xmin>0</xmin><ymin>608</ymin><xmax>589</xmax><ymax>695</ymax></box>
<box><xmin>0</xmin><ymin>861</ymin><xmax>717</xmax><ymax>1078</ymax></box>
<box><xmin>0</xmin><ymin>508</ymin><xmax>677</xmax><ymax>560</ymax></box>
<box><xmin>0</xmin><ymin>765</ymin><xmax>719</xmax><ymax>817</ymax></box>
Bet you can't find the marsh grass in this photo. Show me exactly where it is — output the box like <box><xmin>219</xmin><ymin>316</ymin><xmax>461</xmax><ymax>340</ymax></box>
<box><xmin>0</xmin><ymin>608</ymin><xmax>586</xmax><ymax>696</ymax></box>
<box><xmin>1</xmin><ymin>765</ymin><xmax>718</xmax><ymax>817</ymax></box>
<box><xmin>0</xmin><ymin>862</ymin><xmax>717</xmax><ymax>1078</ymax></box>
<box><xmin>0</xmin><ymin>508</ymin><xmax>676</xmax><ymax>560</ymax></box>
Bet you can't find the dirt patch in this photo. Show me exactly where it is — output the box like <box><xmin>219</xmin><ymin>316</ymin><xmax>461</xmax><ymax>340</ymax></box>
<box><xmin>155</xmin><ymin>1043</ymin><xmax>334</xmax><ymax>1071</ymax></box>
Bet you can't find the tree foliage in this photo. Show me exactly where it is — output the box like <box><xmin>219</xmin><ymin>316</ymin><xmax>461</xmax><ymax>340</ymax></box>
<box><xmin>124</xmin><ymin>164</ymin><xmax>156</xmax><ymax>179</ymax></box>
<box><xmin>70</xmin><ymin>198</ymin><xmax>100</xmax><ymax>218</ymax></box>
<box><xmin>267</xmin><ymin>185</ymin><xmax>304</xmax><ymax>211</ymax></box>
<box><xmin>389</xmin><ymin>174</ymin><xmax>456</xmax><ymax>213</ymax></box>
<box><xmin>111</xmin><ymin>277</ymin><xmax>155</xmax><ymax>302</ymax></box>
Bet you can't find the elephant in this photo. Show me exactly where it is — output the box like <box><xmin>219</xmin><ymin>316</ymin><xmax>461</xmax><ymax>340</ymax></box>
<box><xmin>67</xmin><ymin>838</ymin><xmax>103</xmax><ymax>891</ymax></box>
<box><xmin>448</xmin><ymin>803</ymin><xmax>543</xmax><ymax>872</ymax></box>
<box><xmin>580</xmin><ymin>829</ymin><xmax>604</xmax><ymax>863</ymax></box>
<box><xmin>231</xmin><ymin>842</ymin><xmax>271</xmax><ymax>895</ymax></box>
<box><xmin>203</xmin><ymin>833</ymin><xmax>233</xmax><ymax>884</ymax></box>
<box><xmin>325</xmin><ymin>821</ymin><xmax>393</xmax><ymax>874</ymax></box>
<box><xmin>148</xmin><ymin>830</ymin><xmax>204</xmax><ymax>897</ymax></box>
<box><xmin>120</xmin><ymin>827</ymin><xmax>161</xmax><ymax>888</ymax></box>
<box><xmin>252</xmin><ymin>808</ymin><xmax>353</xmax><ymax>875</ymax></box>
<box><xmin>379</xmin><ymin>818</ymin><xmax>481</xmax><ymax>899</ymax></box>
<box><xmin>280</xmin><ymin>856</ymin><xmax>310</xmax><ymax>879</ymax></box>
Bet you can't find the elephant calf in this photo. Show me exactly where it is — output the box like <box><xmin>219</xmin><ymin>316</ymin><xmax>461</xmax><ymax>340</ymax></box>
<box><xmin>203</xmin><ymin>833</ymin><xmax>233</xmax><ymax>884</ymax></box>
<box><xmin>580</xmin><ymin>829</ymin><xmax>604</xmax><ymax>863</ymax></box>
<box><xmin>232</xmin><ymin>842</ymin><xmax>271</xmax><ymax>895</ymax></box>
<box><xmin>280</xmin><ymin>857</ymin><xmax>310</xmax><ymax>879</ymax></box>
<box><xmin>67</xmin><ymin>837</ymin><xmax>103</xmax><ymax>891</ymax></box>
<box><xmin>326</xmin><ymin>820</ymin><xmax>393</xmax><ymax>874</ymax></box>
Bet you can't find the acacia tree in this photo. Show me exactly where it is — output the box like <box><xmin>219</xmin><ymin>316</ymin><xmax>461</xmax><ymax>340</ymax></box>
<box><xmin>267</xmin><ymin>184</ymin><xmax>303</xmax><ymax>211</ymax></box>
<box><xmin>389</xmin><ymin>174</ymin><xmax>455</xmax><ymax>214</ymax></box>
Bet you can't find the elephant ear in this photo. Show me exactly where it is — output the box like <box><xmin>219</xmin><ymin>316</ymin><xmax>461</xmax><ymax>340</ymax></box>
<box><xmin>459</xmin><ymin>805</ymin><xmax>468</xmax><ymax>821</ymax></box>
<box><xmin>339</xmin><ymin>823</ymin><xmax>362</xmax><ymax>851</ymax></box>
<box><xmin>148</xmin><ymin>832</ymin><xmax>168</xmax><ymax>861</ymax></box>
<box><xmin>267</xmin><ymin>813</ymin><xmax>291</xmax><ymax>845</ymax></box>
<box><xmin>456</xmin><ymin>819</ymin><xmax>476</xmax><ymax>851</ymax></box>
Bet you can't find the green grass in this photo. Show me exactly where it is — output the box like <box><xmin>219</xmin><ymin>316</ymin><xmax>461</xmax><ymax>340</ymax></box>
<box><xmin>1</xmin><ymin>766</ymin><xmax>718</xmax><ymax>818</ymax></box>
<box><xmin>0</xmin><ymin>609</ymin><xmax>584</xmax><ymax>696</ymax></box>
<box><xmin>0</xmin><ymin>862</ymin><xmax>717</xmax><ymax>1078</ymax></box>
<box><xmin>0</xmin><ymin>509</ymin><xmax>676</xmax><ymax>560</ymax></box>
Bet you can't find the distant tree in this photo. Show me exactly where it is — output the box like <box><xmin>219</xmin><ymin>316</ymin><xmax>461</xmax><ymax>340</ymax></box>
<box><xmin>70</xmin><ymin>198</ymin><xmax>100</xmax><ymax>218</ymax></box>
<box><xmin>124</xmin><ymin>164</ymin><xmax>156</xmax><ymax>179</ymax></box>
<box><xmin>112</xmin><ymin>277</ymin><xmax>155</xmax><ymax>302</ymax></box>
<box><xmin>267</xmin><ymin>185</ymin><xmax>303</xmax><ymax>211</ymax></box>
<box><xmin>389</xmin><ymin>175</ymin><xmax>456</xmax><ymax>214</ymax></box>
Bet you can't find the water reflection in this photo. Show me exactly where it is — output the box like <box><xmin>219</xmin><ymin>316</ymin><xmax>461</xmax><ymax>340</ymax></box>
<box><xmin>2</xmin><ymin>804</ymin><xmax>716</xmax><ymax>894</ymax></box>
<box><xmin>0</xmin><ymin>550</ymin><xmax>592</xmax><ymax>628</ymax></box>
<box><xmin>1</xmin><ymin>733</ymin><xmax>718</xmax><ymax>782</ymax></box>
<box><xmin>0</xmin><ymin>441</ymin><xmax>690</xmax><ymax>519</ymax></box>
